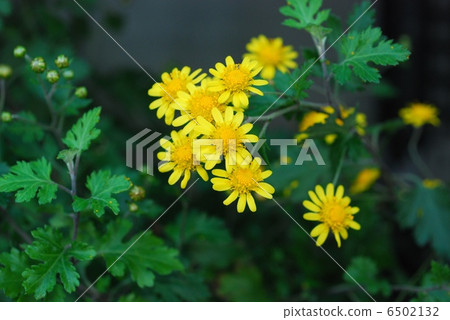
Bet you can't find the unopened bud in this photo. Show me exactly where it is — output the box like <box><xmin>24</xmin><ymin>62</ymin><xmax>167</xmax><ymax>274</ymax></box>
<box><xmin>13</xmin><ymin>46</ymin><xmax>26</xmax><ymax>58</ymax></box>
<box><xmin>0</xmin><ymin>64</ymin><xmax>12</xmax><ymax>79</ymax></box>
<box><xmin>55</xmin><ymin>55</ymin><xmax>69</xmax><ymax>69</ymax></box>
<box><xmin>31</xmin><ymin>57</ymin><xmax>46</xmax><ymax>73</ymax></box>
<box><xmin>1</xmin><ymin>112</ymin><xmax>12</xmax><ymax>122</ymax></box>
<box><xmin>129</xmin><ymin>185</ymin><xmax>145</xmax><ymax>201</ymax></box>
<box><xmin>62</xmin><ymin>69</ymin><xmax>74</xmax><ymax>80</ymax></box>
<box><xmin>75</xmin><ymin>86</ymin><xmax>88</xmax><ymax>98</ymax></box>
<box><xmin>46</xmin><ymin>70</ymin><xmax>60</xmax><ymax>83</ymax></box>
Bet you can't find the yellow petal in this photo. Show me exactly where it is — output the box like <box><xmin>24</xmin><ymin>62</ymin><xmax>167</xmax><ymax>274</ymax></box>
<box><xmin>303</xmin><ymin>200</ymin><xmax>320</xmax><ymax>212</ymax></box>
<box><xmin>196</xmin><ymin>167</ymin><xmax>209</xmax><ymax>181</ymax></box>
<box><xmin>339</xmin><ymin>228</ymin><xmax>348</xmax><ymax>240</ymax></box>
<box><xmin>303</xmin><ymin>213</ymin><xmax>321</xmax><ymax>221</ymax></box>
<box><xmin>315</xmin><ymin>227</ymin><xmax>329</xmax><ymax>246</ymax></box>
<box><xmin>159</xmin><ymin>162</ymin><xmax>175</xmax><ymax>173</ymax></box>
<box><xmin>225</xmin><ymin>56</ymin><xmax>235</xmax><ymax>67</ymax></box>
<box><xmin>311</xmin><ymin>223</ymin><xmax>327</xmax><ymax>237</ymax></box>
<box><xmin>212</xmin><ymin>107</ymin><xmax>224</xmax><ymax>124</ymax></box>
<box><xmin>258</xmin><ymin>182</ymin><xmax>275</xmax><ymax>194</ymax></box>
<box><xmin>223</xmin><ymin>190</ymin><xmax>239</xmax><ymax>205</ymax></box>
<box><xmin>247</xmin><ymin>193</ymin><xmax>257</xmax><ymax>212</ymax></box>
<box><xmin>180</xmin><ymin>171</ymin><xmax>191</xmax><ymax>189</ymax></box>
<box><xmin>168</xmin><ymin>169</ymin><xmax>183</xmax><ymax>185</ymax></box>
<box><xmin>348</xmin><ymin>220</ymin><xmax>361</xmax><ymax>230</ymax></box>
<box><xmin>315</xmin><ymin>185</ymin><xmax>327</xmax><ymax>202</ymax></box>
<box><xmin>335</xmin><ymin>185</ymin><xmax>344</xmax><ymax>199</ymax></box>
<box><xmin>326</xmin><ymin>183</ymin><xmax>335</xmax><ymax>198</ymax></box>
<box><xmin>308</xmin><ymin>190</ymin><xmax>322</xmax><ymax>206</ymax></box>
<box><xmin>224</xmin><ymin>107</ymin><xmax>234</xmax><ymax>123</ymax></box>
<box><xmin>334</xmin><ymin>231</ymin><xmax>341</xmax><ymax>248</ymax></box>
<box><xmin>237</xmin><ymin>194</ymin><xmax>246</xmax><ymax>213</ymax></box>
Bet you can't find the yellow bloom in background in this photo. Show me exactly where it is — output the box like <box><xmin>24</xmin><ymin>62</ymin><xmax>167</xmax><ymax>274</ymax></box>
<box><xmin>423</xmin><ymin>179</ymin><xmax>442</xmax><ymax>189</ymax></box>
<box><xmin>209</xmin><ymin>56</ymin><xmax>268</xmax><ymax>109</ymax></box>
<box><xmin>303</xmin><ymin>184</ymin><xmax>361</xmax><ymax>247</ymax></box>
<box><xmin>295</xmin><ymin>106</ymin><xmax>333</xmax><ymax>142</ymax></box>
<box><xmin>195</xmin><ymin>107</ymin><xmax>258</xmax><ymax>169</ymax></box>
<box><xmin>355</xmin><ymin>112</ymin><xmax>367</xmax><ymax>136</ymax></box>
<box><xmin>399</xmin><ymin>102</ymin><xmax>440</xmax><ymax>128</ymax></box>
<box><xmin>211</xmin><ymin>157</ymin><xmax>274</xmax><ymax>212</ymax></box>
<box><xmin>350</xmin><ymin>168</ymin><xmax>381</xmax><ymax>194</ymax></box>
<box><xmin>172</xmin><ymin>79</ymin><xmax>227</xmax><ymax>128</ymax></box>
<box><xmin>148</xmin><ymin>66</ymin><xmax>206</xmax><ymax>125</ymax></box>
<box><xmin>244</xmin><ymin>35</ymin><xmax>298</xmax><ymax>80</ymax></box>
<box><xmin>157</xmin><ymin>129</ymin><xmax>208</xmax><ymax>189</ymax></box>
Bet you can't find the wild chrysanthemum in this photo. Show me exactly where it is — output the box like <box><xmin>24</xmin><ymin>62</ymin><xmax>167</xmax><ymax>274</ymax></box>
<box><xmin>244</xmin><ymin>35</ymin><xmax>298</xmax><ymax>80</ymax></box>
<box><xmin>211</xmin><ymin>157</ymin><xmax>274</xmax><ymax>213</ymax></box>
<box><xmin>195</xmin><ymin>107</ymin><xmax>258</xmax><ymax>169</ymax></box>
<box><xmin>399</xmin><ymin>102</ymin><xmax>440</xmax><ymax>128</ymax></box>
<box><xmin>350</xmin><ymin>168</ymin><xmax>380</xmax><ymax>194</ymax></box>
<box><xmin>303</xmin><ymin>183</ymin><xmax>361</xmax><ymax>247</ymax></box>
<box><xmin>208</xmin><ymin>56</ymin><xmax>268</xmax><ymax>109</ymax></box>
<box><xmin>172</xmin><ymin>79</ymin><xmax>226</xmax><ymax>128</ymax></box>
<box><xmin>157</xmin><ymin>129</ymin><xmax>208</xmax><ymax>189</ymax></box>
<box><xmin>148</xmin><ymin>66</ymin><xmax>206</xmax><ymax>125</ymax></box>
<box><xmin>295</xmin><ymin>106</ymin><xmax>333</xmax><ymax>142</ymax></box>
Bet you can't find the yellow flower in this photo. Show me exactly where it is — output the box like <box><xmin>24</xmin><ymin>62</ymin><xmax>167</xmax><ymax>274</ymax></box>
<box><xmin>172</xmin><ymin>79</ymin><xmax>226</xmax><ymax>128</ymax></box>
<box><xmin>209</xmin><ymin>56</ymin><xmax>268</xmax><ymax>109</ymax></box>
<box><xmin>423</xmin><ymin>179</ymin><xmax>442</xmax><ymax>189</ymax></box>
<box><xmin>350</xmin><ymin>168</ymin><xmax>381</xmax><ymax>194</ymax></box>
<box><xmin>244</xmin><ymin>35</ymin><xmax>298</xmax><ymax>80</ymax></box>
<box><xmin>211</xmin><ymin>157</ymin><xmax>274</xmax><ymax>212</ymax></box>
<box><xmin>355</xmin><ymin>112</ymin><xmax>367</xmax><ymax>135</ymax></box>
<box><xmin>148</xmin><ymin>67</ymin><xmax>206</xmax><ymax>125</ymax></box>
<box><xmin>157</xmin><ymin>129</ymin><xmax>208</xmax><ymax>189</ymax></box>
<box><xmin>195</xmin><ymin>107</ymin><xmax>258</xmax><ymax>169</ymax></box>
<box><xmin>399</xmin><ymin>102</ymin><xmax>440</xmax><ymax>128</ymax></box>
<box><xmin>295</xmin><ymin>106</ymin><xmax>333</xmax><ymax>142</ymax></box>
<box><xmin>303</xmin><ymin>183</ymin><xmax>361</xmax><ymax>247</ymax></box>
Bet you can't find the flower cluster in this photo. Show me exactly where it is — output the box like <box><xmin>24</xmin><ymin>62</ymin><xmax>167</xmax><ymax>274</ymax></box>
<box><xmin>147</xmin><ymin>37</ymin><xmax>297</xmax><ymax>212</ymax></box>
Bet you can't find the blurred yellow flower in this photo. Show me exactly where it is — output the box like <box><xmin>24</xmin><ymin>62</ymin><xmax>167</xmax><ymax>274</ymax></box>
<box><xmin>209</xmin><ymin>56</ymin><xmax>268</xmax><ymax>109</ymax></box>
<box><xmin>350</xmin><ymin>168</ymin><xmax>381</xmax><ymax>194</ymax></box>
<box><xmin>244</xmin><ymin>35</ymin><xmax>298</xmax><ymax>80</ymax></box>
<box><xmin>211</xmin><ymin>157</ymin><xmax>274</xmax><ymax>212</ymax></box>
<box><xmin>423</xmin><ymin>179</ymin><xmax>442</xmax><ymax>189</ymax></box>
<box><xmin>303</xmin><ymin>183</ymin><xmax>360</xmax><ymax>247</ymax></box>
<box><xmin>148</xmin><ymin>67</ymin><xmax>206</xmax><ymax>125</ymax></box>
<box><xmin>399</xmin><ymin>102</ymin><xmax>440</xmax><ymax>128</ymax></box>
<box><xmin>157</xmin><ymin>129</ymin><xmax>208</xmax><ymax>189</ymax></box>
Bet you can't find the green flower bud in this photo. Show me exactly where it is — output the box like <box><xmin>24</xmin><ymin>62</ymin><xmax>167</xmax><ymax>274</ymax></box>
<box><xmin>1</xmin><ymin>112</ymin><xmax>12</xmax><ymax>122</ymax></box>
<box><xmin>55</xmin><ymin>54</ymin><xmax>69</xmax><ymax>69</ymax></box>
<box><xmin>31</xmin><ymin>57</ymin><xmax>46</xmax><ymax>73</ymax></box>
<box><xmin>129</xmin><ymin>185</ymin><xmax>146</xmax><ymax>201</ymax></box>
<box><xmin>129</xmin><ymin>203</ymin><xmax>139</xmax><ymax>212</ymax></box>
<box><xmin>46</xmin><ymin>70</ymin><xmax>60</xmax><ymax>83</ymax></box>
<box><xmin>0</xmin><ymin>64</ymin><xmax>12</xmax><ymax>79</ymax></box>
<box><xmin>13</xmin><ymin>46</ymin><xmax>27</xmax><ymax>58</ymax></box>
<box><xmin>75</xmin><ymin>86</ymin><xmax>88</xmax><ymax>98</ymax></box>
<box><xmin>62</xmin><ymin>69</ymin><xmax>74</xmax><ymax>80</ymax></box>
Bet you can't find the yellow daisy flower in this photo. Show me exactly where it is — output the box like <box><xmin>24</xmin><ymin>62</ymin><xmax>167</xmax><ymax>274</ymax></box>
<box><xmin>295</xmin><ymin>106</ymin><xmax>333</xmax><ymax>142</ymax></box>
<box><xmin>350</xmin><ymin>168</ymin><xmax>381</xmax><ymax>194</ymax></box>
<box><xmin>244</xmin><ymin>35</ymin><xmax>298</xmax><ymax>80</ymax></box>
<box><xmin>148</xmin><ymin>66</ymin><xmax>206</xmax><ymax>125</ymax></box>
<box><xmin>195</xmin><ymin>107</ymin><xmax>258</xmax><ymax>169</ymax></box>
<box><xmin>172</xmin><ymin>79</ymin><xmax>226</xmax><ymax>128</ymax></box>
<box><xmin>157</xmin><ymin>129</ymin><xmax>208</xmax><ymax>189</ymax></box>
<box><xmin>211</xmin><ymin>157</ymin><xmax>274</xmax><ymax>213</ymax></box>
<box><xmin>208</xmin><ymin>56</ymin><xmax>268</xmax><ymax>109</ymax></box>
<box><xmin>399</xmin><ymin>102</ymin><xmax>440</xmax><ymax>128</ymax></box>
<box><xmin>303</xmin><ymin>183</ymin><xmax>361</xmax><ymax>247</ymax></box>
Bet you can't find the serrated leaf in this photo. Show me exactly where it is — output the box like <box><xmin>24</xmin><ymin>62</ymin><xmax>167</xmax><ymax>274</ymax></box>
<box><xmin>333</xmin><ymin>27</ymin><xmax>410</xmax><ymax>84</ymax></box>
<box><xmin>151</xmin><ymin>273</ymin><xmax>211</xmax><ymax>302</ymax></box>
<box><xmin>347</xmin><ymin>1</ymin><xmax>375</xmax><ymax>31</ymax></box>
<box><xmin>397</xmin><ymin>179</ymin><xmax>450</xmax><ymax>259</ymax></box>
<box><xmin>57</xmin><ymin>149</ymin><xmax>78</xmax><ymax>163</ymax></box>
<box><xmin>280</xmin><ymin>0</ymin><xmax>330</xmax><ymax>32</ymax></box>
<box><xmin>98</xmin><ymin>219</ymin><xmax>183</xmax><ymax>288</ymax></box>
<box><xmin>0</xmin><ymin>248</ymin><xmax>28</xmax><ymax>298</ymax></box>
<box><xmin>430</xmin><ymin>261</ymin><xmax>450</xmax><ymax>285</ymax></box>
<box><xmin>62</xmin><ymin>107</ymin><xmax>101</xmax><ymax>153</ymax></box>
<box><xmin>0</xmin><ymin>158</ymin><xmax>58</xmax><ymax>204</ymax></box>
<box><xmin>73</xmin><ymin>170</ymin><xmax>131</xmax><ymax>217</ymax></box>
<box><xmin>22</xmin><ymin>226</ymin><xmax>95</xmax><ymax>299</ymax></box>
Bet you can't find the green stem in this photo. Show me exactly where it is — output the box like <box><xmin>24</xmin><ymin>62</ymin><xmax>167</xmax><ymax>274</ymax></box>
<box><xmin>407</xmin><ymin>127</ymin><xmax>433</xmax><ymax>178</ymax></box>
<box><xmin>246</xmin><ymin>105</ymin><xmax>298</xmax><ymax>123</ymax></box>
<box><xmin>0</xmin><ymin>79</ymin><xmax>5</xmax><ymax>113</ymax></box>
<box><xmin>332</xmin><ymin>147</ymin><xmax>346</xmax><ymax>185</ymax></box>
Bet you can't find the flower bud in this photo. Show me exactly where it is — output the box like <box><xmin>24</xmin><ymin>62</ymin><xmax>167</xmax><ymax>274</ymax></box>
<box><xmin>0</xmin><ymin>64</ymin><xmax>12</xmax><ymax>79</ymax></box>
<box><xmin>129</xmin><ymin>203</ymin><xmax>139</xmax><ymax>212</ymax></box>
<box><xmin>55</xmin><ymin>54</ymin><xmax>69</xmax><ymax>69</ymax></box>
<box><xmin>46</xmin><ymin>70</ymin><xmax>60</xmax><ymax>83</ymax></box>
<box><xmin>75</xmin><ymin>86</ymin><xmax>88</xmax><ymax>98</ymax></box>
<box><xmin>13</xmin><ymin>46</ymin><xmax>26</xmax><ymax>58</ymax></box>
<box><xmin>31</xmin><ymin>57</ymin><xmax>46</xmax><ymax>73</ymax></box>
<box><xmin>129</xmin><ymin>185</ymin><xmax>145</xmax><ymax>201</ymax></box>
<box><xmin>62</xmin><ymin>69</ymin><xmax>74</xmax><ymax>80</ymax></box>
<box><xmin>1</xmin><ymin>112</ymin><xmax>12</xmax><ymax>122</ymax></box>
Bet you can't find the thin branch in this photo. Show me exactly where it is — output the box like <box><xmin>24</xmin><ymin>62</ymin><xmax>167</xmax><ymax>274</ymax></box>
<box><xmin>408</xmin><ymin>127</ymin><xmax>433</xmax><ymax>178</ymax></box>
<box><xmin>0</xmin><ymin>79</ymin><xmax>5</xmax><ymax>113</ymax></box>
<box><xmin>0</xmin><ymin>207</ymin><xmax>32</xmax><ymax>244</ymax></box>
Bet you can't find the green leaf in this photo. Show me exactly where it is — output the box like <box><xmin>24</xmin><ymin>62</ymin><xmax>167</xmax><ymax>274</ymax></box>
<box><xmin>344</xmin><ymin>256</ymin><xmax>391</xmax><ymax>297</ymax></box>
<box><xmin>280</xmin><ymin>0</ymin><xmax>330</xmax><ymax>32</ymax></box>
<box><xmin>62</xmin><ymin>107</ymin><xmax>101</xmax><ymax>153</ymax></box>
<box><xmin>0</xmin><ymin>248</ymin><xmax>28</xmax><ymax>299</ymax></box>
<box><xmin>150</xmin><ymin>273</ymin><xmax>211</xmax><ymax>302</ymax></box>
<box><xmin>347</xmin><ymin>1</ymin><xmax>375</xmax><ymax>31</ymax></box>
<box><xmin>0</xmin><ymin>158</ymin><xmax>58</xmax><ymax>204</ymax></box>
<box><xmin>73</xmin><ymin>170</ymin><xmax>131</xmax><ymax>217</ymax></box>
<box><xmin>98</xmin><ymin>219</ymin><xmax>183</xmax><ymax>288</ymax></box>
<box><xmin>332</xmin><ymin>27</ymin><xmax>410</xmax><ymax>84</ymax></box>
<box><xmin>430</xmin><ymin>261</ymin><xmax>450</xmax><ymax>285</ymax></box>
<box><xmin>218</xmin><ymin>265</ymin><xmax>269</xmax><ymax>301</ymax></box>
<box><xmin>22</xmin><ymin>226</ymin><xmax>95</xmax><ymax>299</ymax></box>
<box><xmin>397</xmin><ymin>180</ymin><xmax>450</xmax><ymax>259</ymax></box>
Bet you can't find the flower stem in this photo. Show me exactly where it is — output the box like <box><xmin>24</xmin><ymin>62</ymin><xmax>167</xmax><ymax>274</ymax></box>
<box><xmin>408</xmin><ymin>127</ymin><xmax>433</xmax><ymax>178</ymax></box>
<box><xmin>0</xmin><ymin>79</ymin><xmax>5</xmax><ymax>113</ymax></box>
<box><xmin>332</xmin><ymin>147</ymin><xmax>346</xmax><ymax>185</ymax></box>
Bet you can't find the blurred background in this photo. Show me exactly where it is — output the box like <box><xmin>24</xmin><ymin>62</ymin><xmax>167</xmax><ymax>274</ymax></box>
<box><xmin>0</xmin><ymin>0</ymin><xmax>449</xmax><ymax>301</ymax></box>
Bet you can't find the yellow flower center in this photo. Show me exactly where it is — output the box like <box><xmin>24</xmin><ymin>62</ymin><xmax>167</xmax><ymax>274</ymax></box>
<box><xmin>213</xmin><ymin>125</ymin><xmax>239</xmax><ymax>155</ymax></box>
<box><xmin>259</xmin><ymin>45</ymin><xmax>282</xmax><ymax>65</ymax></box>
<box><xmin>190</xmin><ymin>92</ymin><xmax>220</xmax><ymax>121</ymax></box>
<box><xmin>321</xmin><ymin>200</ymin><xmax>351</xmax><ymax>231</ymax></box>
<box><xmin>223</xmin><ymin>66</ymin><xmax>250</xmax><ymax>92</ymax></box>
<box><xmin>171</xmin><ymin>141</ymin><xmax>194</xmax><ymax>170</ymax></box>
<box><xmin>230</xmin><ymin>168</ymin><xmax>257</xmax><ymax>193</ymax></box>
<box><xmin>165</xmin><ymin>79</ymin><xmax>186</xmax><ymax>99</ymax></box>
<box><xmin>410</xmin><ymin>105</ymin><xmax>435</xmax><ymax>121</ymax></box>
